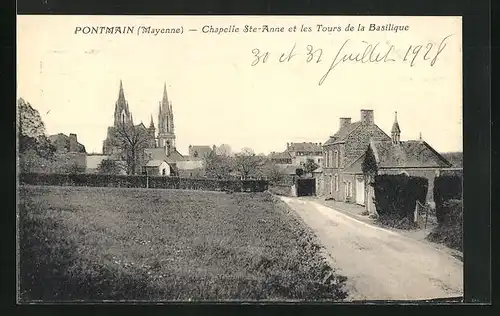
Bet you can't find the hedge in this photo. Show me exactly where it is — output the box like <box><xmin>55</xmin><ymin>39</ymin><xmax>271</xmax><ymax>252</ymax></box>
<box><xmin>373</xmin><ymin>174</ymin><xmax>428</xmax><ymax>219</ymax></box>
<box><xmin>433</xmin><ymin>175</ymin><xmax>462</xmax><ymax>224</ymax></box>
<box><xmin>427</xmin><ymin>199</ymin><xmax>463</xmax><ymax>251</ymax></box>
<box><xmin>19</xmin><ymin>173</ymin><xmax>269</xmax><ymax>193</ymax></box>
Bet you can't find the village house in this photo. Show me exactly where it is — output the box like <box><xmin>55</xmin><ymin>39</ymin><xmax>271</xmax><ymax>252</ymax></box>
<box><xmin>362</xmin><ymin>112</ymin><xmax>454</xmax><ymax>215</ymax></box>
<box><xmin>286</xmin><ymin>142</ymin><xmax>323</xmax><ymax>166</ymax></box>
<box><xmin>268</xmin><ymin>142</ymin><xmax>323</xmax><ymax>168</ymax></box>
<box><xmin>320</xmin><ymin>109</ymin><xmax>391</xmax><ymax>205</ymax></box>
<box><xmin>188</xmin><ymin>145</ymin><xmax>213</xmax><ymax>158</ymax></box>
<box><xmin>143</xmin><ymin>160</ymin><xmax>172</xmax><ymax>176</ymax></box>
<box><xmin>268</xmin><ymin>151</ymin><xmax>293</xmax><ymax>166</ymax></box>
<box><xmin>47</xmin><ymin>133</ymin><xmax>87</xmax><ymax>172</ymax></box>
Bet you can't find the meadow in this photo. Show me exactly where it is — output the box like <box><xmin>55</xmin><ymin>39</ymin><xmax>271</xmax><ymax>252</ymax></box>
<box><xmin>18</xmin><ymin>185</ymin><xmax>347</xmax><ymax>302</ymax></box>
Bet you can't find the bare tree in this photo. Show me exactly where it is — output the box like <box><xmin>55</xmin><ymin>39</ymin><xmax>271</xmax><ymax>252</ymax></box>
<box><xmin>111</xmin><ymin>122</ymin><xmax>151</xmax><ymax>175</ymax></box>
<box><xmin>261</xmin><ymin>161</ymin><xmax>283</xmax><ymax>183</ymax></box>
<box><xmin>234</xmin><ymin>148</ymin><xmax>266</xmax><ymax>180</ymax></box>
<box><xmin>215</xmin><ymin>144</ymin><xmax>232</xmax><ymax>156</ymax></box>
<box><xmin>203</xmin><ymin>151</ymin><xmax>233</xmax><ymax>179</ymax></box>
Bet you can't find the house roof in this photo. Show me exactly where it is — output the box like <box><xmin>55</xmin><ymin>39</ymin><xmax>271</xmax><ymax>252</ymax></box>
<box><xmin>167</xmin><ymin>148</ymin><xmax>186</xmax><ymax>161</ymax></box>
<box><xmin>189</xmin><ymin>145</ymin><xmax>213</xmax><ymax>157</ymax></box>
<box><xmin>144</xmin><ymin>147</ymin><xmax>186</xmax><ymax>163</ymax></box>
<box><xmin>268</xmin><ymin>151</ymin><xmax>292</xmax><ymax>159</ymax></box>
<box><xmin>323</xmin><ymin>122</ymin><xmax>363</xmax><ymax>146</ymax></box>
<box><xmin>440</xmin><ymin>152</ymin><xmax>463</xmax><ymax>168</ymax></box>
<box><xmin>280</xmin><ymin>165</ymin><xmax>304</xmax><ymax>175</ymax></box>
<box><xmin>145</xmin><ymin>160</ymin><xmax>167</xmax><ymax>167</ymax></box>
<box><xmin>370</xmin><ymin>140</ymin><xmax>452</xmax><ymax>169</ymax></box>
<box><xmin>287</xmin><ymin>142</ymin><xmax>322</xmax><ymax>152</ymax></box>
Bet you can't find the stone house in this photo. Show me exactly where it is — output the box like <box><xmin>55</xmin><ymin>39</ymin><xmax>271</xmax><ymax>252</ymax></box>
<box><xmin>312</xmin><ymin>167</ymin><xmax>323</xmax><ymax>195</ymax></box>
<box><xmin>47</xmin><ymin>133</ymin><xmax>87</xmax><ymax>173</ymax></box>
<box><xmin>286</xmin><ymin>142</ymin><xmax>323</xmax><ymax>166</ymax></box>
<box><xmin>48</xmin><ymin>133</ymin><xmax>86</xmax><ymax>153</ymax></box>
<box><xmin>362</xmin><ymin>112</ymin><xmax>453</xmax><ymax>215</ymax></box>
<box><xmin>320</xmin><ymin>109</ymin><xmax>391</xmax><ymax>205</ymax></box>
<box><xmin>142</xmin><ymin>160</ymin><xmax>172</xmax><ymax>176</ymax></box>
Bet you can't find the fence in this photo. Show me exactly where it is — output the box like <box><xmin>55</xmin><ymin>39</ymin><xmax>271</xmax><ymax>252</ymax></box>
<box><xmin>414</xmin><ymin>200</ymin><xmax>432</xmax><ymax>229</ymax></box>
<box><xmin>19</xmin><ymin>173</ymin><xmax>269</xmax><ymax>193</ymax></box>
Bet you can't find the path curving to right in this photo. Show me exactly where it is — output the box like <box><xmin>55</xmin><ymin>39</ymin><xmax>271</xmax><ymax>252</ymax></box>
<box><xmin>280</xmin><ymin>197</ymin><xmax>463</xmax><ymax>301</ymax></box>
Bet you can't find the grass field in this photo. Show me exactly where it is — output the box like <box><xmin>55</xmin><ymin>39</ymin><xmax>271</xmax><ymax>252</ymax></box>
<box><xmin>19</xmin><ymin>185</ymin><xmax>348</xmax><ymax>302</ymax></box>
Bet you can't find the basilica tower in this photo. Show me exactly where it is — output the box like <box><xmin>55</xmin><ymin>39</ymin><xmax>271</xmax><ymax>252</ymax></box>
<box><xmin>157</xmin><ymin>83</ymin><xmax>176</xmax><ymax>149</ymax></box>
<box><xmin>113</xmin><ymin>80</ymin><xmax>133</xmax><ymax>126</ymax></box>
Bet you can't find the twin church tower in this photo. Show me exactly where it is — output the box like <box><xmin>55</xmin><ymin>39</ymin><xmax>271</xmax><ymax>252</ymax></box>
<box><xmin>103</xmin><ymin>80</ymin><xmax>176</xmax><ymax>156</ymax></box>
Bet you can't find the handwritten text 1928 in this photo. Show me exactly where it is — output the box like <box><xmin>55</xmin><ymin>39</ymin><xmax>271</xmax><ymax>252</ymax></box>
<box><xmin>250</xmin><ymin>34</ymin><xmax>454</xmax><ymax>86</ymax></box>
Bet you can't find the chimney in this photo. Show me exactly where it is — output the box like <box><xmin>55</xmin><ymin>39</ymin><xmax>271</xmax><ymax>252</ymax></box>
<box><xmin>339</xmin><ymin>117</ymin><xmax>351</xmax><ymax>130</ymax></box>
<box><xmin>69</xmin><ymin>133</ymin><xmax>78</xmax><ymax>152</ymax></box>
<box><xmin>360</xmin><ymin>109</ymin><xmax>374</xmax><ymax>124</ymax></box>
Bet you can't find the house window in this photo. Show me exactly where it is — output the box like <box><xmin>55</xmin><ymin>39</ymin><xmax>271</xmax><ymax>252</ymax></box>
<box><xmin>334</xmin><ymin>175</ymin><xmax>339</xmax><ymax>191</ymax></box>
<box><xmin>324</xmin><ymin>151</ymin><xmax>329</xmax><ymax>167</ymax></box>
<box><xmin>162</xmin><ymin>168</ymin><xmax>166</xmax><ymax>176</ymax></box>
<box><xmin>329</xmin><ymin>150</ymin><xmax>334</xmax><ymax>167</ymax></box>
<box><xmin>333</xmin><ymin>150</ymin><xmax>339</xmax><ymax>168</ymax></box>
<box><xmin>346</xmin><ymin>181</ymin><xmax>352</xmax><ymax>197</ymax></box>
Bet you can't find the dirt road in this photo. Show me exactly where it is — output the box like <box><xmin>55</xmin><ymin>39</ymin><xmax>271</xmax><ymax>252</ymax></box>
<box><xmin>279</xmin><ymin>197</ymin><xmax>463</xmax><ymax>301</ymax></box>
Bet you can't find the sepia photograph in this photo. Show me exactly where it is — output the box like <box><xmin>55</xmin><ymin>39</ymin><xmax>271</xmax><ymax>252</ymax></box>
<box><xmin>17</xmin><ymin>15</ymin><xmax>464</xmax><ymax>302</ymax></box>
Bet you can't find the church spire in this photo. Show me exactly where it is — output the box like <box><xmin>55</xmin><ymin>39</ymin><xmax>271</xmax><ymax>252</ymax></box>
<box><xmin>118</xmin><ymin>80</ymin><xmax>125</xmax><ymax>101</ymax></box>
<box><xmin>391</xmin><ymin>111</ymin><xmax>401</xmax><ymax>143</ymax></box>
<box><xmin>114</xmin><ymin>80</ymin><xmax>133</xmax><ymax>126</ymax></box>
<box><xmin>149</xmin><ymin>114</ymin><xmax>155</xmax><ymax>129</ymax></box>
<box><xmin>162</xmin><ymin>82</ymin><xmax>169</xmax><ymax>107</ymax></box>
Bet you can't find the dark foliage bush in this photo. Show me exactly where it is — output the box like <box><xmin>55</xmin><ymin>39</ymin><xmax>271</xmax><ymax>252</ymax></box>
<box><xmin>433</xmin><ymin>175</ymin><xmax>462</xmax><ymax>225</ymax></box>
<box><xmin>373</xmin><ymin>174</ymin><xmax>428</xmax><ymax>220</ymax></box>
<box><xmin>427</xmin><ymin>199</ymin><xmax>463</xmax><ymax>251</ymax></box>
<box><xmin>19</xmin><ymin>173</ymin><xmax>268</xmax><ymax>193</ymax></box>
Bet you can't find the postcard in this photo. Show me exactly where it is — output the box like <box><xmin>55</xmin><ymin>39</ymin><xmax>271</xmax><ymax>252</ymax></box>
<box><xmin>17</xmin><ymin>15</ymin><xmax>463</xmax><ymax>303</ymax></box>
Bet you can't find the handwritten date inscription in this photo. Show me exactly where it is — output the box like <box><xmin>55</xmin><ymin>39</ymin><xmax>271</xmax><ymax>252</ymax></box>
<box><xmin>251</xmin><ymin>35</ymin><xmax>453</xmax><ymax>86</ymax></box>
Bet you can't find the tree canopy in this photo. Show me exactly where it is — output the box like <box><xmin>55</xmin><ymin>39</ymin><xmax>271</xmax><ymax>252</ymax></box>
<box><xmin>18</xmin><ymin>98</ymin><xmax>56</xmax><ymax>172</ymax></box>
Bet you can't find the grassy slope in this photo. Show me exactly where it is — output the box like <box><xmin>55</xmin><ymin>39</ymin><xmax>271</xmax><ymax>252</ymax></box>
<box><xmin>19</xmin><ymin>186</ymin><xmax>347</xmax><ymax>301</ymax></box>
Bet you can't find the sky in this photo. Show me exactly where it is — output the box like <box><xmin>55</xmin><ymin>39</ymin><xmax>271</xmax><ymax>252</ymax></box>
<box><xmin>17</xmin><ymin>15</ymin><xmax>462</xmax><ymax>155</ymax></box>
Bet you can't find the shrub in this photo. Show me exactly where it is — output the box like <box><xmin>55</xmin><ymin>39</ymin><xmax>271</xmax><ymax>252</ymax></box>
<box><xmin>19</xmin><ymin>173</ymin><xmax>269</xmax><ymax>193</ymax></box>
<box><xmin>373</xmin><ymin>174</ymin><xmax>428</xmax><ymax>221</ymax></box>
<box><xmin>427</xmin><ymin>199</ymin><xmax>463</xmax><ymax>251</ymax></box>
<box><xmin>434</xmin><ymin>175</ymin><xmax>462</xmax><ymax>224</ymax></box>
